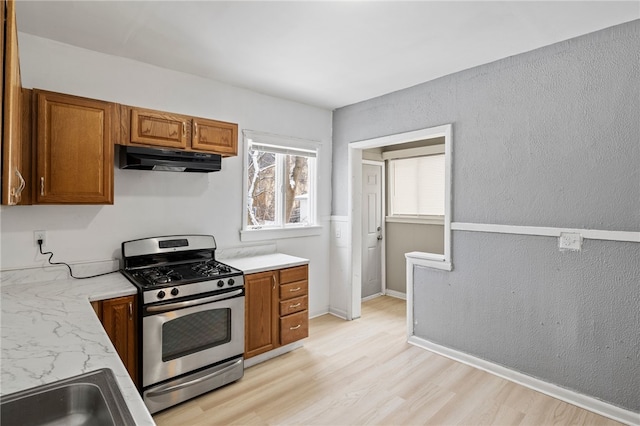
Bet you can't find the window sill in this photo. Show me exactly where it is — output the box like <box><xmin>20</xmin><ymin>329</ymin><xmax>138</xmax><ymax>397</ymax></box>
<box><xmin>386</xmin><ymin>215</ymin><xmax>444</xmax><ymax>225</ymax></box>
<box><xmin>240</xmin><ymin>225</ymin><xmax>322</xmax><ymax>242</ymax></box>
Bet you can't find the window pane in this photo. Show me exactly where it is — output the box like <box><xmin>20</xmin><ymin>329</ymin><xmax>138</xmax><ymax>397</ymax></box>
<box><xmin>247</xmin><ymin>149</ymin><xmax>276</xmax><ymax>226</ymax></box>
<box><xmin>391</xmin><ymin>154</ymin><xmax>444</xmax><ymax>216</ymax></box>
<box><xmin>417</xmin><ymin>155</ymin><xmax>445</xmax><ymax>216</ymax></box>
<box><xmin>284</xmin><ymin>155</ymin><xmax>309</xmax><ymax>225</ymax></box>
<box><xmin>393</xmin><ymin>157</ymin><xmax>419</xmax><ymax>214</ymax></box>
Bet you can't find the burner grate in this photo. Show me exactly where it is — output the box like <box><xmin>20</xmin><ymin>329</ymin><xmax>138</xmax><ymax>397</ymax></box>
<box><xmin>135</xmin><ymin>267</ymin><xmax>183</xmax><ymax>286</ymax></box>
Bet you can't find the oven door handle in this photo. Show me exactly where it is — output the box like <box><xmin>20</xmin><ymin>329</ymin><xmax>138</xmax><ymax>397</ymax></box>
<box><xmin>145</xmin><ymin>358</ymin><xmax>243</xmax><ymax>398</ymax></box>
<box><xmin>146</xmin><ymin>289</ymin><xmax>243</xmax><ymax>313</ymax></box>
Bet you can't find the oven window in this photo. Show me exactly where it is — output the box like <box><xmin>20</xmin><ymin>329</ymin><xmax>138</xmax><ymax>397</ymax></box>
<box><xmin>161</xmin><ymin>308</ymin><xmax>232</xmax><ymax>362</ymax></box>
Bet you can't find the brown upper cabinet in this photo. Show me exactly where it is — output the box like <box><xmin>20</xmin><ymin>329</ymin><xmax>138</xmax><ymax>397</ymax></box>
<box><xmin>121</xmin><ymin>105</ymin><xmax>238</xmax><ymax>156</ymax></box>
<box><xmin>1</xmin><ymin>0</ymin><xmax>29</xmax><ymax>206</ymax></box>
<box><xmin>34</xmin><ymin>90</ymin><xmax>115</xmax><ymax>204</ymax></box>
<box><xmin>129</xmin><ymin>108</ymin><xmax>188</xmax><ymax>149</ymax></box>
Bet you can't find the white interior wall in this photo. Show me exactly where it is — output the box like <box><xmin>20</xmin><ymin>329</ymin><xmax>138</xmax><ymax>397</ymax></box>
<box><xmin>0</xmin><ymin>34</ymin><xmax>332</xmax><ymax>317</ymax></box>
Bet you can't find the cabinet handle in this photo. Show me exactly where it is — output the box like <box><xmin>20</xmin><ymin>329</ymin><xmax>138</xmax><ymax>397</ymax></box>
<box><xmin>40</xmin><ymin>177</ymin><xmax>44</xmax><ymax>196</ymax></box>
<box><xmin>289</xmin><ymin>287</ymin><xmax>301</xmax><ymax>292</ymax></box>
<box><xmin>289</xmin><ymin>303</ymin><xmax>301</xmax><ymax>309</ymax></box>
<box><xmin>194</xmin><ymin>122</ymin><xmax>198</xmax><ymax>139</ymax></box>
<box><xmin>272</xmin><ymin>275</ymin><xmax>276</xmax><ymax>290</ymax></box>
<box><xmin>128</xmin><ymin>302</ymin><xmax>133</xmax><ymax>320</ymax></box>
<box><xmin>12</xmin><ymin>169</ymin><xmax>25</xmax><ymax>204</ymax></box>
<box><xmin>289</xmin><ymin>324</ymin><xmax>301</xmax><ymax>330</ymax></box>
<box><xmin>182</xmin><ymin>122</ymin><xmax>186</xmax><ymax>137</ymax></box>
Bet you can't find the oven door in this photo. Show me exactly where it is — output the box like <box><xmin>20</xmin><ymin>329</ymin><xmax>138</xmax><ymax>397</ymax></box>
<box><xmin>142</xmin><ymin>288</ymin><xmax>244</xmax><ymax>387</ymax></box>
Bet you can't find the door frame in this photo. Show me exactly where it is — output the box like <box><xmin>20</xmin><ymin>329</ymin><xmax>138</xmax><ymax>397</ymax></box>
<box><xmin>361</xmin><ymin>159</ymin><xmax>386</xmax><ymax>300</ymax></box>
<box><xmin>347</xmin><ymin>124</ymin><xmax>452</xmax><ymax>320</ymax></box>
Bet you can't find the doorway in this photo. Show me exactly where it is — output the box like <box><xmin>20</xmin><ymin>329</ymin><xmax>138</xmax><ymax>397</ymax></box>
<box><xmin>361</xmin><ymin>161</ymin><xmax>384</xmax><ymax>300</ymax></box>
<box><xmin>347</xmin><ymin>124</ymin><xmax>452</xmax><ymax>320</ymax></box>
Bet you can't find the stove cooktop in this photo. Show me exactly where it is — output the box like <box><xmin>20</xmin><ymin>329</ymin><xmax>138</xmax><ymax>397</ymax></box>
<box><xmin>128</xmin><ymin>260</ymin><xmax>240</xmax><ymax>289</ymax></box>
<box><xmin>120</xmin><ymin>235</ymin><xmax>245</xmax><ymax>304</ymax></box>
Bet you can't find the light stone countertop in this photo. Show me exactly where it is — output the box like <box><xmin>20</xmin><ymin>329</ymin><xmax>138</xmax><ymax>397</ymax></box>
<box><xmin>220</xmin><ymin>253</ymin><xmax>309</xmax><ymax>275</ymax></box>
<box><xmin>0</xmin><ymin>271</ymin><xmax>155</xmax><ymax>426</ymax></box>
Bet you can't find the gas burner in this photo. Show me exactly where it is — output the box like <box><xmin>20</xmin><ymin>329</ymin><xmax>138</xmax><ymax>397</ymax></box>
<box><xmin>192</xmin><ymin>261</ymin><xmax>232</xmax><ymax>277</ymax></box>
<box><xmin>137</xmin><ymin>267</ymin><xmax>183</xmax><ymax>287</ymax></box>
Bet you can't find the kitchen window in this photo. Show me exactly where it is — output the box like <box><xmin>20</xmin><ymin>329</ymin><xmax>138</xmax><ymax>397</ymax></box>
<box><xmin>241</xmin><ymin>130</ymin><xmax>320</xmax><ymax>241</ymax></box>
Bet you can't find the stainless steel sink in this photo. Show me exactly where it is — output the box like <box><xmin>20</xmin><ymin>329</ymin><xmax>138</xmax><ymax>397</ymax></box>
<box><xmin>0</xmin><ymin>368</ymin><xmax>136</xmax><ymax>426</ymax></box>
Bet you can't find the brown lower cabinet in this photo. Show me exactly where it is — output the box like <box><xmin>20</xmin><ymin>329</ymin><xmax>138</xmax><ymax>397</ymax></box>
<box><xmin>245</xmin><ymin>264</ymin><xmax>309</xmax><ymax>359</ymax></box>
<box><xmin>91</xmin><ymin>295</ymin><xmax>138</xmax><ymax>387</ymax></box>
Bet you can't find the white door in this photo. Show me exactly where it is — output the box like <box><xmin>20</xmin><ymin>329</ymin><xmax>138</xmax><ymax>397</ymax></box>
<box><xmin>361</xmin><ymin>162</ymin><xmax>383</xmax><ymax>299</ymax></box>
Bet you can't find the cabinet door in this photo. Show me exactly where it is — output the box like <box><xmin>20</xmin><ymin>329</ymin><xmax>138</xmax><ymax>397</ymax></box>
<box><xmin>245</xmin><ymin>270</ymin><xmax>279</xmax><ymax>359</ymax></box>
<box><xmin>101</xmin><ymin>295</ymin><xmax>138</xmax><ymax>386</ymax></box>
<box><xmin>35</xmin><ymin>91</ymin><xmax>114</xmax><ymax>204</ymax></box>
<box><xmin>191</xmin><ymin>117</ymin><xmax>237</xmax><ymax>156</ymax></box>
<box><xmin>130</xmin><ymin>108</ymin><xmax>188</xmax><ymax>149</ymax></box>
<box><xmin>1</xmin><ymin>0</ymin><xmax>26</xmax><ymax>206</ymax></box>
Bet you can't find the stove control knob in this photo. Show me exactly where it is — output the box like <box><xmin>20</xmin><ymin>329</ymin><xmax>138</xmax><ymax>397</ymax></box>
<box><xmin>157</xmin><ymin>290</ymin><xmax>166</xmax><ymax>299</ymax></box>
<box><xmin>171</xmin><ymin>288</ymin><xmax>179</xmax><ymax>296</ymax></box>
<box><xmin>228</xmin><ymin>278</ymin><xmax>235</xmax><ymax>286</ymax></box>
<box><xmin>217</xmin><ymin>280</ymin><xmax>224</xmax><ymax>287</ymax></box>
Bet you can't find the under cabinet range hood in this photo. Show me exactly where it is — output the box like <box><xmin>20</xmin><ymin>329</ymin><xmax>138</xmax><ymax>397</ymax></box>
<box><xmin>119</xmin><ymin>146</ymin><xmax>222</xmax><ymax>173</ymax></box>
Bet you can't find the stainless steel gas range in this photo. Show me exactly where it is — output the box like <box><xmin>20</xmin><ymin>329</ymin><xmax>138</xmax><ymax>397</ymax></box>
<box><xmin>120</xmin><ymin>235</ymin><xmax>244</xmax><ymax>414</ymax></box>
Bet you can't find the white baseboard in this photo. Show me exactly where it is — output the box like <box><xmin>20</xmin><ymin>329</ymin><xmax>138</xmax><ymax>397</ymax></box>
<box><xmin>244</xmin><ymin>341</ymin><xmax>304</xmax><ymax>368</ymax></box>
<box><xmin>384</xmin><ymin>289</ymin><xmax>406</xmax><ymax>300</ymax></box>
<box><xmin>309</xmin><ymin>308</ymin><xmax>329</xmax><ymax>319</ymax></box>
<box><xmin>362</xmin><ymin>292</ymin><xmax>383</xmax><ymax>302</ymax></box>
<box><xmin>408</xmin><ymin>336</ymin><xmax>639</xmax><ymax>426</ymax></box>
<box><xmin>328</xmin><ymin>307</ymin><xmax>348</xmax><ymax>320</ymax></box>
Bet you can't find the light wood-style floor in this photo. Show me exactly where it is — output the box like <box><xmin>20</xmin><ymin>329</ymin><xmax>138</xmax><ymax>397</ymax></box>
<box><xmin>154</xmin><ymin>296</ymin><xmax>622</xmax><ymax>426</ymax></box>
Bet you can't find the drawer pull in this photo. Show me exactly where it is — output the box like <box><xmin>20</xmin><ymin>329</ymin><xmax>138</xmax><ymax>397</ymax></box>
<box><xmin>289</xmin><ymin>287</ymin><xmax>301</xmax><ymax>292</ymax></box>
<box><xmin>289</xmin><ymin>324</ymin><xmax>301</xmax><ymax>330</ymax></box>
<box><xmin>289</xmin><ymin>303</ymin><xmax>301</xmax><ymax>309</ymax></box>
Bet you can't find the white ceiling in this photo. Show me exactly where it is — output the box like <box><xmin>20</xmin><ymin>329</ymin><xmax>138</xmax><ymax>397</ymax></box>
<box><xmin>14</xmin><ymin>1</ymin><xmax>639</xmax><ymax>110</ymax></box>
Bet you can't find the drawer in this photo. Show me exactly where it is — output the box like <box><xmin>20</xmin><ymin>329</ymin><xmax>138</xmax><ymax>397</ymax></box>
<box><xmin>279</xmin><ymin>295</ymin><xmax>308</xmax><ymax>316</ymax></box>
<box><xmin>280</xmin><ymin>311</ymin><xmax>308</xmax><ymax>345</ymax></box>
<box><xmin>280</xmin><ymin>265</ymin><xmax>308</xmax><ymax>284</ymax></box>
<box><xmin>280</xmin><ymin>280</ymin><xmax>308</xmax><ymax>300</ymax></box>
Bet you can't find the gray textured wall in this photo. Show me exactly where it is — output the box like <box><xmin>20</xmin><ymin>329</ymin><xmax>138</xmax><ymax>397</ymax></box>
<box><xmin>332</xmin><ymin>20</ymin><xmax>640</xmax><ymax>412</ymax></box>
<box><xmin>385</xmin><ymin>222</ymin><xmax>444</xmax><ymax>293</ymax></box>
<box><xmin>414</xmin><ymin>233</ymin><xmax>640</xmax><ymax>411</ymax></box>
<box><xmin>332</xmin><ymin>21</ymin><xmax>640</xmax><ymax>229</ymax></box>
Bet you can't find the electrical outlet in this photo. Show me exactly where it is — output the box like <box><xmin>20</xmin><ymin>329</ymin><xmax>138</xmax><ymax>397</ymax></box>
<box><xmin>34</xmin><ymin>230</ymin><xmax>47</xmax><ymax>247</ymax></box>
<box><xmin>558</xmin><ymin>232</ymin><xmax>582</xmax><ymax>251</ymax></box>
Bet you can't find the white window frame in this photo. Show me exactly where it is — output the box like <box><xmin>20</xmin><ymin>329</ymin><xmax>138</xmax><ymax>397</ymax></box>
<box><xmin>241</xmin><ymin>130</ymin><xmax>321</xmax><ymax>242</ymax></box>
